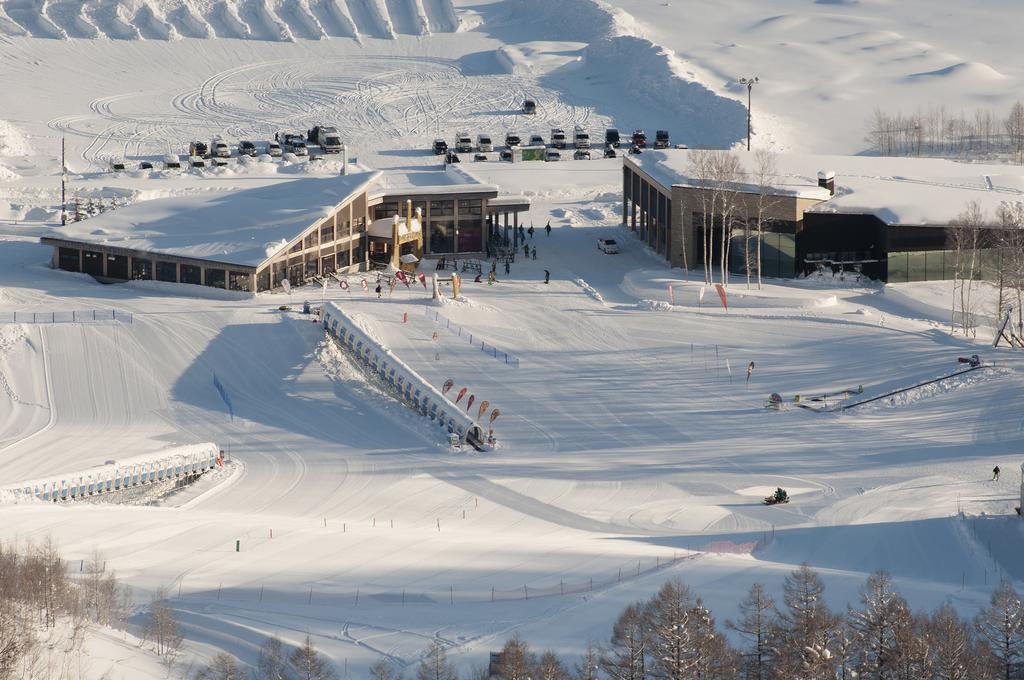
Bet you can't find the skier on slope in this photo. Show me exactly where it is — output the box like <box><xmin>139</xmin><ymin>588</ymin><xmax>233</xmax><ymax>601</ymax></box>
<box><xmin>545</xmin><ymin>222</ymin><xmax>552</xmax><ymax>236</ymax></box>
<box><xmin>992</xmin><ymin>465</ymin><xmax>1000</xmax><ymax>481</ymax></box>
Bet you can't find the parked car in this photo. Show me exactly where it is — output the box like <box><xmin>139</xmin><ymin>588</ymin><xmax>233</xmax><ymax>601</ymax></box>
<box><xmin>474</xmin><ymin>153</ymin><xmax>488</xmax><ymax>162</ymax></box>
<box><xmin>655</xmin><ymin>130</ymin><xmax>670</xmax><ymax>149</ymax></box>
<box><xmin>529</xmin><ymin>134</ymin><xmax>545</xmax><ymax>146</ymax></box>
<box><xmin>605</xmin><ymin>128</ymin><xmax>621</xmax><ymax>148</ymax></box>
<box><xmin>239</xmin><ymin>140</ymin><xmax>258</xmax><ymax>156</ymax></box>
<box><xmin>109</xmin><ymin>161</ymin><xmax>126</xmax><ymax>172</ymax></box>
<box><xmin>544</xmin><ymin>149</ymin><xmax>561</xmax><ymax>162</ymax></box>
<box><xmin>550</xmin><ymin>128</ymin><xmax>567</xmax><ymax>149</ymax></box>
<box><xmin>433</xmin><ymin>138</ymin><xmax>448</xmax><ymax>155</ymax></box>
<box><xmin>210</xmin><ymin>137</ymin><xmax>230</xmax><ymax>158</ymax></box>
<box><xmin>505</xmin><ymin>132</ymin><xmax>521</xmax><ymax>147</ymax></box>
<box><xmin>573</xmin><ymin>126</ymin><xmax>590</xmax><ymax>149</ymax></box>
<box><xmin>189</xmin><ymin>156</ymin><xmax>206</xmax><ymax>168</ymax></box>
<box><xmin>188</xmin><ymin>141</ymin><xmax>208</xmax><ymax>157</ymax></box>
<box><xmin>267</xmin><ymin>141</ymin><xmax>282</xmax><ymax>157</ymax></box>
<box><xmin>499</xmin><ymin>149</ymin><xmax>513</xmax><ymax>161</ymax></box>
<box><xmin>163</xmin><ymin>154</ymin><xmax>181</xmax><ymax>169</ymax></box>
<box><xmin>477</xmin><ymin>134</ymin><xmax>493</xmax><ymax>152</ymax></box>
<box><xmin>574</xmin><ymin>149</ymin><xmax>591</xmax><ymax>160</ymax></box>
<box><xmin>603</xmin><ymin>147</ymin><xmax>617</xmax><ymax>159</ymax></box>
<box><xmin>139</xmin><ymin>161</ymin><xmax>153</xmax><ymax>170</ymax></box>
<box><xmin>598</xmin><ymin>238</ymin><xmax>619</xmax><ymax>254</ymax></box>
<box><xmin>308</xmin><ymin>125</ymin><xmax>342</xmax><ymax>153</ymax></box>
<box><xmin>455</xmin><ymin>132</ymin><xmax>473</xmax><ymax>153</ymax></box>
<box><xmin>287</xmin><ymin>140</ymin><xmax>308</xmax><ymax>156</ymax></box>
<box><xmin>522</xmin><ymin>99</ymin><xmax>537</xmax><ymax>114</ymax></box>
<box><xmin>631</xmin><ymin>129</ymin><xmax>647</xmax><ymax>148</ymax></box>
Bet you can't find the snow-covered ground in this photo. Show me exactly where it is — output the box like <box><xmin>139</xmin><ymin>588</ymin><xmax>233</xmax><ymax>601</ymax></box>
<box><xmin>2</xmin><ymin>0</ymin><xmax>1024</xmax><ymax>676</ymax></box>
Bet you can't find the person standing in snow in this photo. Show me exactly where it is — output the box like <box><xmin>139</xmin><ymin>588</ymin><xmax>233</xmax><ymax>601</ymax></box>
<box><xmin>528</xmin><ymin>225</ymin><xmax>535</xmax><ymax>239</ymax></box>
<box><xmin>544</xmin><ymin>269</ymin><xmax>550</xmax><ymax>284</ymax></box>
<box><xmin>375</xmin><ymin>284</ymin><xmax>382</xmax><ymax>299</ymax></box>
<box><xmin>531</xmin><ymin>246</ymin><xmax>537</xmax><ymax>260</ymax></box>
<box><xmin>524</xmin><ymin>244</ymin><xmax>530</xmax><ymax>257</ymax></box>
<box><xmin>992</xmin><ymin>465</ymin><xmax>1000</xmax><ymax>481</ymax></box>
<box><xmin>545</xmin><ymin>222</ymin><xmax>551</xmax><ymax>236</ymax></box>
<box><xmin>504</xmin><ymin>261</ymin><xmax>510</xmax><ymax>275</ymax></box>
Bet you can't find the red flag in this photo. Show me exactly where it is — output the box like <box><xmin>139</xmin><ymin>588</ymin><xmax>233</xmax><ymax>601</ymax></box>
<box><xmin>395</xmin><ymin>270</ymin><xmax>410</xmax><ymax>288</ymax></box>
<box><xmin>714</xmin><ymin>283</ymin><xmax>728</xmax><ymax>311</ymax></box>
<box><xmin>418</xmin><ymin>272</ymin><xmax>427</xmax><ymax>289</ymax></box>
<box><xmin>477</xmin><ymin>400</ymin><xmax>490</xmax><ymax>420</ymax></box>
<box><xmin>456</xmin><ymin>387</ymin><xmax>468</xmax><ymax>404</ymax></box>
<box><xmin>442</xmin><ymin>379</ymin><xmax>454</xmax><ymax>394</ymax></box>
<box><xmin>466</xmin><ymin>395</ymin><xmax>475</xmax><ymax>412</ymax></box>
<box><xmin>489</xmin><ymin>408</ymin><xmax>501</xmax><ymax>423</ymax></box>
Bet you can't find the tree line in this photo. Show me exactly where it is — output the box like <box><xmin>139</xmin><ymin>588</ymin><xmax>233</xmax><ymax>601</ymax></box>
<box><xmin>681</xmin><ymin>148</ymin><xmax>781</xmax><ymax>290</ymax></box>
<box><xmin>0</xmin><ymin>540</ymin><xmax>131</xmax><ymax>679</ymax></box>
<box><xmin>193</xmin><ymin>563</ymin><xmax>1024</xmax><ymax>680</ymax></box>
<box><xmin>866</xmin><ymin>102</ymin><xmax>1024</xmax><ymax>162</ymax></box>
<box><xmin>947</xmin><ymin>201</ymin><xmax>1024</xmax><ymax>338</ymax></box>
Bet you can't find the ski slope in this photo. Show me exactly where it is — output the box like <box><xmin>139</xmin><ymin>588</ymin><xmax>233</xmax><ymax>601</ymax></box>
<box><xmin>2</xmin><ymin>173</ymin><xmax>1023</xmax><ymax>673</ymax></box>
<box><xmin>2</xmin><ymin>0</ymin><xmax>1024</xmax><ymax>675</ymax></box>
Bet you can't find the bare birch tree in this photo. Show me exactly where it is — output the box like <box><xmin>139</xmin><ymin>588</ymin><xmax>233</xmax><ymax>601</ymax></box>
<box><xmin>948</xmin><ymin>201</ymin><xmax>986</xmax><ymax>336</ymax></box>
<box><xmin>753</xmin><ymin>150</ymin><xmax>780</xmax><ymax>289</ymax></box>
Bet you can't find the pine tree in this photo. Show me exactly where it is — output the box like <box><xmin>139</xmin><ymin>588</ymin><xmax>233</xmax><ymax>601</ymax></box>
<box><xmin>494</xmin><ymin>634</ymin><xmax>534</xmax><ymax>680</ymax></box>
<box><xmin>603</xmin><ymin>602</ymin><xmax>650</xmax><ymax>680</ymax></box>
<box><xmin>574</xmin><ymin>643</ymin><xmax>601</xmax><ymax>680</ymax></box>
<box><xmin>371</xmin><ymin>657</ymin><xmax>404</xmax><ymax>680</ymax></box>
<box><xmin>194</xmin><ymin>652</ymin><xmax>243</xmax><ymax>680</ymax></box>
<box><xmin>289</xmin><ymin>634</ymin><xmax>338</xmax><ymax>680</ymax></box>
<box><xmin>975</xmin><ymin>581</ymin><xmax>1024</xmax><ymax>680</ymax></box>
<box><xmin>647</xmin><ymin>578</ymin><xmax>698</xmax><ymax>680</ymax></box>
<box><xmin>727</xmin><ymin>582</ymin><xmax>775</xmax><ymax>680</ymax></box>
<box><xmin>771</xmin><ymin>564</ymin><xmax>841</xmax><ymax>680</ymax></box>
<box><xmin>536</xmin><ymin>650</ymin><xmax>568</xmax><ymax>680</ymax></box>
<box><xmin>416</xmin><ymin>641</ymin><xmax>458</xmax><ymax>680</ymax></box>
<box><xmin>847</xmin><ymin>571</ymin><xmax>907</xmax><ymax>677</ymax></box>
<box><xmin>255</xmin><ymin>635</ymin><xmax>289</xmax><ymax>680</ymax></box>
<box><xmin>689</xmin><ymin>597</ymin><xmax>738</xmax><ymax>679</ymax></box>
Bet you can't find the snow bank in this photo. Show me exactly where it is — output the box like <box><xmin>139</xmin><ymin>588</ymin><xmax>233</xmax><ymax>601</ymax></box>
<box><xmin>573</xmin><ymin>277</ymin><xmax>604</xmax><ymax>303</ymax></box>
<box><xmin>0</xmin><ymin>119</ymin><xmax>30</xmax><ymax>156</ymax></box>
<box><xmin>0</xmin><ymin>0</ymin><xmax>461</xmax><ymax>40</ymax></box>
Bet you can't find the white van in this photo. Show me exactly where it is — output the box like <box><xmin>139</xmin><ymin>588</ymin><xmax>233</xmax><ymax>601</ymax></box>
<box><xmin>477</xmin><ymin>134</ymin><xmax>493</xmax><ymax>152</ymax></box>
<box><xmin>573</xmin><ymin>126</ymin><xmax>590</xmax><ymax>149</ymax></box>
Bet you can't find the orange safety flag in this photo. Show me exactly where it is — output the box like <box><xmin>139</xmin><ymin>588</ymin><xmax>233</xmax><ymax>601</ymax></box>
<box><xmin>442</xmin><ymin>379</ymin><xmax>454</xmax><ymax>394</ymax></box>
<box><xmin>714</xmin><ymin>283</ymin><xmax>728</xmax><ymax>310</ymax></box>
<box><xmin>466</xmin><ymin>395</ymin><xmax>475</xmax><ymax>412</ymax></box>
<box><xmin>456</xmin><ymin>387</ymin><xmax>468</xmax><ymax>403</ymax></box>
<box><xmin>489</xmin><ymin>408</ymin><xmax>501</xmax><ymax>423</ymax></box>
<box><xmin>477</xmin><ymin>400</ymin><xmax>490</xmax><ymax>420</ymax></box>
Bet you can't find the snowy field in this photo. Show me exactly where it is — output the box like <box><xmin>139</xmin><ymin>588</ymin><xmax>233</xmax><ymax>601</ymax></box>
<box><xmin>1</xmin><ymin>0</ymin><xmax>1024</xmax><ymax>676</ymax></box>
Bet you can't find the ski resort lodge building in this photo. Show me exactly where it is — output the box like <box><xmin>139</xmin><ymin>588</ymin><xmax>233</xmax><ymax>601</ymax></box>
<box><xmin>41</xmin><ymin>166</ymin><xmax>529</xmax><ymax>292</ymax></box>
<box><xmin>623</xmin><ymin>150</ymin><xmax>1024</xmax><ymax>282</ymax></box>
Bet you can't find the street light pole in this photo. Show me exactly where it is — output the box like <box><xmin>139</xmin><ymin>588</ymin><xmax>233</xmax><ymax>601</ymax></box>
<box><xmin>739</xmin><ymin>77</ymin><xmax>759</xmax><ymax>151</ymax></box>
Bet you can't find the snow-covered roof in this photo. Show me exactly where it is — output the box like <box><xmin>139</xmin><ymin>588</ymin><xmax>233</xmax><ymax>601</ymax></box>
<box><xmin>368</xmin><ymin>216</ymin><xmax>422</xmax><ymax>238</ymax></box>
<box><xmin>369</xmin><ymin>165</ymin><xmax>498</xmax><ymax>200</ymax></box>
<box><xmin>627</xmin><ymin>150</ymin><xmax>1024</xmax><ymax>226</ymax></box>
<box><xmin>48</xmin><ymin>172</ymin><xmax>380</xmax><ymax>267</ymax></box>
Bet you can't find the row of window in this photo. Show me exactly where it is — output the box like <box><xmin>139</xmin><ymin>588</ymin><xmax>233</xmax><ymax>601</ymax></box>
<box><xmin>372</xmin><ymin>199</ymin><xmax>484</xmax><ymax>222</ymax></box>
<box><xmin>59</xmin><ymin>248</ymin><xmax>252</xmax><ymax>291</ymax></box>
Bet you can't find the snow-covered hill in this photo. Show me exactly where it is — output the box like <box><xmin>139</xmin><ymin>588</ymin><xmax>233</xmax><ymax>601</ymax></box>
<box><xmin>0</xmin><ymin>0</ymin><xmax>459</xmax><ymax>41</ymax></box>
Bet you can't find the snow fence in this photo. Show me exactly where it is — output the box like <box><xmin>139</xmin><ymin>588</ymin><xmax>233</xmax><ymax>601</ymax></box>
<box><xmin>323</xmin><ymin>302</ymin><xmax>485</xmax><ymax>446</ymax></box>
<box><xmin>0</xmin><ymin>443</ymin><xmax>220</xmax><ymax>504</ymax></box>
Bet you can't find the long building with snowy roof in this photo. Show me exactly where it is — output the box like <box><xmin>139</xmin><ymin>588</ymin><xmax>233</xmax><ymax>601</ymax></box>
<box><xmin>41</xmin><ymin>166</ymin><xmax>529</xmax><ymax>292</ymax></box>
<box><xmin>623</xmin><ymin>150</ymin><xmax>1024</xmax><ymax>282</ymax></box>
